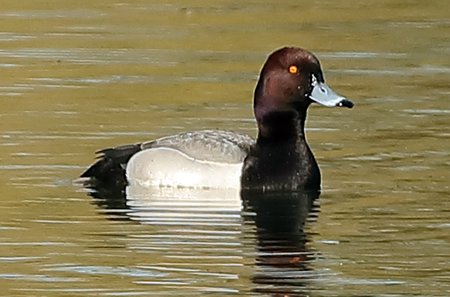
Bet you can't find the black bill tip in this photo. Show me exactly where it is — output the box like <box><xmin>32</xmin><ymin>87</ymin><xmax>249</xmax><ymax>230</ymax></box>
<box><xmin>337</xmin><ymin>99</ymin><xmax>354</xmax><ymax>108</ymax></box>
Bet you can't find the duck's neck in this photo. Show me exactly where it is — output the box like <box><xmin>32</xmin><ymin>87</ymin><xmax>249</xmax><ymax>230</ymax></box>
<box><xmin>256</xmin><ymin>109</ymin><xmax>307</xmax><ymax>146</ymax></box>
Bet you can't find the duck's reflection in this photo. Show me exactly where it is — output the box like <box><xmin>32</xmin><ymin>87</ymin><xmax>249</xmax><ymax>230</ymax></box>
<box><xmin>242</xmin><ymin>190</ymin><xmax>320</xmax><ymax>297</ymax></box>
<box><xmin>84</xmin><ymin>183</ymin><xmax>320</xmax><ymax>296</ymax></box>
<box><xmin>87</xmin><ymin>184</ymin><xmax>127</xmax><ymax>211</ymax></box>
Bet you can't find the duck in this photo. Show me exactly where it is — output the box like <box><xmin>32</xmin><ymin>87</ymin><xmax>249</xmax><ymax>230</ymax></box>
<box><xmin>81</xmin><ymin>47</ymin><xmax>354</xmax><ymax>192</ymax></box>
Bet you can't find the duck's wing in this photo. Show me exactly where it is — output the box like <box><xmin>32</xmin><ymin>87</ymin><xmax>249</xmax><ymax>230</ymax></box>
<box><xmin>145</xmin><ymin>130</ymin><xmax>254</xmax><ymax>163</ymax></box>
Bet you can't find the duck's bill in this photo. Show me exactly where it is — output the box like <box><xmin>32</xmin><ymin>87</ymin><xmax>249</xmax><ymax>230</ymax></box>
<box><xmin>310</xmin><ymin>81</ymin><xmax>354</xmax><ymax>108</ymax></box>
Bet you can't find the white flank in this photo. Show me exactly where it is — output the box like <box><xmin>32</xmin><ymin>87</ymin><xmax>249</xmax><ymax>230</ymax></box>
<box><xmin>126</xmin><ymin>147</ymin><xmax>243</xmax><ymax>189</ymax></box>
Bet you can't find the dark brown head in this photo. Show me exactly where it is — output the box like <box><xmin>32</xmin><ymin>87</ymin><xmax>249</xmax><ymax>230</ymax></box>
<box><xmin>254</xmin><ymin>47</ymin><xmax>353</xmax><ymax>139</ymax></box>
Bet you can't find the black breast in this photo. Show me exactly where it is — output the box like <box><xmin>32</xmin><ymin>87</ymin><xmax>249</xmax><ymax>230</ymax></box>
<box><xmin>241</xmin><ymin>139</ymin><xmax>321</xmax><ymax>192</ymax></box>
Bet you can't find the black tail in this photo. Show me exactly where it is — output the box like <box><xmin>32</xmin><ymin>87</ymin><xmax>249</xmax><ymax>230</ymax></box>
<box><xmin>81</xmin><ymin>144</ymin><xmax>142</xmax><ymax>186</ymax></box>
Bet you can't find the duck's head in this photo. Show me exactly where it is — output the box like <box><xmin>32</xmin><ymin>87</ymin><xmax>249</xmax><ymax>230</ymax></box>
<box><xmin>254</xmin><ymin>47</ymin><xmax>353</xmax><ymax>137</ymax></box>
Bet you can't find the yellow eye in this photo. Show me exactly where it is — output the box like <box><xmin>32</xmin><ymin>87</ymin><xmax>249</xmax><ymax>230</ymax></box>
<box><xmin>288</xmin><ymin>65</ymin><xmax>298</xmax><ymax>74</ymax></box>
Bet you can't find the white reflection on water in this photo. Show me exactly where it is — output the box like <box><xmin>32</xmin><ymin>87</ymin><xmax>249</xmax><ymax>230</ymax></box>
<box><xmin>126</xmin><ymin>184</ymin><xmax>242</xmax><ymax>224</ymax></box>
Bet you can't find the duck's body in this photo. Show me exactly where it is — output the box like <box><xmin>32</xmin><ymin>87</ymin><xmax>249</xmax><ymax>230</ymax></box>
<box><xmin>82</xmin><ymin>130</ymin><xmax>253</xmax><ymax>188</ymax></box>
<box><xmin>81</xmin><ymin>47</ymin><xmax>353</xmax><ymax>192</ymax></box>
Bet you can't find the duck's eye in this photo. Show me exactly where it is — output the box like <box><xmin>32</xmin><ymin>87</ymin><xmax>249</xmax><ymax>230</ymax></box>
<box><xmin>288</xmin><ymin>65</ymin><xmax>299</xmax><ymax>74</ymax></box>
